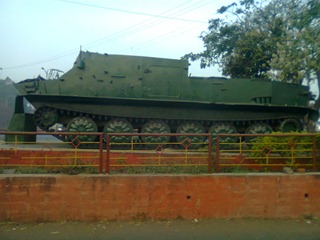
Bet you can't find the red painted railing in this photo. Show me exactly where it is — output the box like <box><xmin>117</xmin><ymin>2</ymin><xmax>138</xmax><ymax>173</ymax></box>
<box><xmin>0</xmin><ymin>131</ymin><xmax>319</xmax><ymax>173</ymax></box>
<box><xmin>1</xmin><ymin>131</ymin><xmax>104</xmax><ymax>173</ymax></box>
<box><xmin>215</xmin><ymin>133</ymin><xmax>318</xmax><ymax>172</ymax></box>
<box><xmin>104</xmin><ymin>133</ymin><xmax>212</xmax><ymax>174</ymax></box>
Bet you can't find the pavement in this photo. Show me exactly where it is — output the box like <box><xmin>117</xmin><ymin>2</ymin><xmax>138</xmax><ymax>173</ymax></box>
<box><xmin>1</xmin><ymin>218</ymin><xmax>320</xmax><ymax>240</ymax></box>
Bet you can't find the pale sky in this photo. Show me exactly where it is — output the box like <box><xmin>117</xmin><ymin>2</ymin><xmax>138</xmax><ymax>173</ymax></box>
<box><xmin>0</xmin><ymin>0</ymin><xmax>236</xmax><ymax>82</ymax></box>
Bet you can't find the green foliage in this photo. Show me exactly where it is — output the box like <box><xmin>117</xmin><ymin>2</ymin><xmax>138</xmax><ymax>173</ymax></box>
<box><xmin>268</xmin><ymin>0</ymin><xmax>320</xmax><ymax>87</ymax></box>
<box><xmin>183</xmin><ymin>0</ymin><xmax>320</xmax><ymax>106</ymax></box>
<box><xmin>218</xmin><ymin>166</ymin><xmax>259</xmax><ymax>173</ymax></box>
<box><xmin>50</xmin><ymin>166</ymin><xmax>99</xmax><ymax>174</ymax></box>
<box><xmin>183</xmin><ymin>0</ymin><xmax>288</xmax><ymax>78</ymax></box>
<box><xmin>249</xmin><ymin>132</ymin><xmax>315</xmax><ymax>159</ymax></box>
<box><xmin>115</xmin><ymin>165</ymin><xmax>209</xmax><ymax>174</ymax></box>
<box><xmin>0</xmin><ymin>167</ymin><xmax>48</xmax><ymax>174</ymax></box>
<box><xmin>16</xmin><ymin>167</ymin><xmax>49</xmax><ymax>174</ymax></box>
<box><xmin>0</xmin><ymin>166</ymin><xmax>99</xmax><ymax>174</ymax></box>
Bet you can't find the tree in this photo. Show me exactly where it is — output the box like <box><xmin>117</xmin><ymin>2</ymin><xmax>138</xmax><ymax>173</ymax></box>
<box><xmin>268</xmin><ymin>0</ymin><xmax>320</xmax><ymax>107</ymax></box>
<box><xmin>183</xmin><ymin>0</ymin><xmax>320</xmax><ymax>107</ymax></box>
<box><xmin>183</xmin><ymin>0</ymin><xmax>285</xmax><ymax>78</ymax></box>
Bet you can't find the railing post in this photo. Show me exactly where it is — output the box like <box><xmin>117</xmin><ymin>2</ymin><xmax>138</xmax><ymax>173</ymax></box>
<box><xmin>208</xmin><ymin>133</ymin><xmax>212</xmax><ymax>173</ymax></box>
<box><xmin>14</xmin><ymin>134</ymin><xmax>18</xmax><ymax>153</ymax></box>
<box><xmin>313</xmin><ymin>135</ymin><xmax>316</xmax><ymax>171</ymax></box>
<box><xmin>106</xmin><ymin>134</ymin><xmax>111</xmax><ymax>174</ymax></box>
<box><xmin>99</xmin><ymin>133</ymin><xmax>103</xmax><ymax>174</ymax></box>
<box><xmin>215</xmin><ymin>135</ymin><xmax>220</xmax><ymax>173</ymax></box>
<box><xmin>131</xmin><ymin>136</ymin><xmax>134</xmax><ymax>152</ymax></box>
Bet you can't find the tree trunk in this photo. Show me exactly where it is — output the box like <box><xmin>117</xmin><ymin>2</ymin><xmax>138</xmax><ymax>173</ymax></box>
<box><xmin>314</xmin><ymin>71</ymin><xmax>320</xmax><ymax>110</ymax></box>
<box><xmin>306</xmin><ymin>72</ymin><xmax>320</xmax><ymax>132</ymax></box>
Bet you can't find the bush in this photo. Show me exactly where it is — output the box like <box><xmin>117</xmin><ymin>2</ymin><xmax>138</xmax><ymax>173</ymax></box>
<box><xmin>249</xmin><ymin>132</ymin><xmax>315</xmax><ymax>159</ymax></box>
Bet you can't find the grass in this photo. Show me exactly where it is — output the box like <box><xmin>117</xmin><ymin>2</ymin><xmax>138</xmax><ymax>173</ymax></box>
<box><xmin>0</xmin><ymin>166</ymin><xmax>99</xmax><ymax>175</ymax></box>
<box><xmin>115</xmin><ymin>165</ymin><xmax>210</xmax><ymax>174</ymax></box>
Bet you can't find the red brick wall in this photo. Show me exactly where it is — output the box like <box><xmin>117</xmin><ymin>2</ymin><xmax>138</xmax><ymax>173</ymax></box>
<box><xmin>0</xmin><ymin>174</ymin><xmax>320</xmax><ymax>222</ymax></box>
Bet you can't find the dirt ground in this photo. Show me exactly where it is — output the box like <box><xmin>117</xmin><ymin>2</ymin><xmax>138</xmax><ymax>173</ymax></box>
<box><xmin>1</xmin><ymin>218</ymin><xmax>320</xmax><ymax>240</ymax></box>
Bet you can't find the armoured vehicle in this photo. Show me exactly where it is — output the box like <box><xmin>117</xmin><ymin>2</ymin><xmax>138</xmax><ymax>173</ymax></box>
<box><xmin>7</xmin><ymin>51</ymin><xmax>319</xmax><ymax>144</ymax></box>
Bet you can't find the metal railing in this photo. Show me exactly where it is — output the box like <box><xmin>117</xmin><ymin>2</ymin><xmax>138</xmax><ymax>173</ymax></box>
<box><xmin>0</xmin><ymin>131</ymin><xmax>213</xmax><ymax>174</ymax></box>
<box><xmin>0</xmin><ymin>131</ymin><xmax>319</xmax><ymax>174</ymax></box>
<box><xmin>1</xmin><ymin>131</ymin><xmax>104</xmax><ymax>173</ymax></box>
<box><xmin>105</xmin><ymin>133</ymin><xmax>212</xmax><ymax>174</ymax></box>
<box><xmin>215</xmin><ymin>133</ymin><xmax>318</xmax><ymax>172</ymax></box>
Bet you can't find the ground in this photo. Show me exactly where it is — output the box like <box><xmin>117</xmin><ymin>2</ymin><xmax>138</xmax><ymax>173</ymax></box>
<box><xmin>1</xmin><ymin>218</ymin><xmax>320</xmax><ymax>240</ymax></box>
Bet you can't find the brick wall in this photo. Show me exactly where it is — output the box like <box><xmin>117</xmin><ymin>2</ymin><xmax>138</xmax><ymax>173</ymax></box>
<box><xmin>0</xmin><ymin>174</ymin><xmax>319</xmax><ymax>222</ymax></box>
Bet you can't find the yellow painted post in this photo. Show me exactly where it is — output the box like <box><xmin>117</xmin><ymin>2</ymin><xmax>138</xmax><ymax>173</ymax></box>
<box><xmin>14</xmin><ymin>135</ymin><xmax>18</xmax><ymax>154</ymax></box>
<box><xmin>185</xmin><ymin>148</ymin><xmax>188</xmax><ymax>164</ymax></box>
<box><xmin>131</xmin><ymin>137</ymin><xmax>134</xmax><ymax>152</ymax></box>
<box><xmin>74</xmin><ymin>147</ymin><xmax>78</xmax><ymax>166</ymax></box>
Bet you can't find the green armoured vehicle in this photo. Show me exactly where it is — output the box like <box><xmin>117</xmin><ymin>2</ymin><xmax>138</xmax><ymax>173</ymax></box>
<box><xmin>7</xmin><ymin>51</ymin><xmax>319</xmax><ymax>144</ymax></box>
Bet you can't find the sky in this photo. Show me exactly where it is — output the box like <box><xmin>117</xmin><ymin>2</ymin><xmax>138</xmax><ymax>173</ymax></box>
<box><xmin>0</xmin><ymin>0</ymin><xmax>236</xmax><ymax>82</ymax></box>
